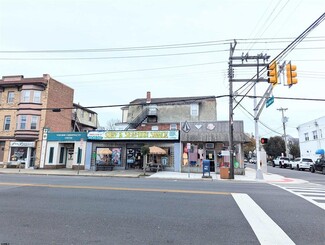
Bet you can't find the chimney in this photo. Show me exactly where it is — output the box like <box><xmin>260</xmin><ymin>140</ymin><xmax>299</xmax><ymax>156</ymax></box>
<box><xmin>146</xmin><ymin>91</ymin><xmax>151</xmax><ymax>103</ymax></box>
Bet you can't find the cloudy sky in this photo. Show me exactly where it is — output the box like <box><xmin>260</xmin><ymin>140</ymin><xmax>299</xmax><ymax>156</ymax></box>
<box><xmin>1</xmin><ymin>0</ymin><xmax>324</xmax><ymax>137</ymax></box>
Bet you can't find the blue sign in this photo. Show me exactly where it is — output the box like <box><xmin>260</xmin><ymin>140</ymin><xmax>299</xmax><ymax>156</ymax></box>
<box><xmin>266</xmin><ymin>96</ymin><xmax>274</xmax><ymax>108</ymax></box>
<box><xmin>47</xmin><ymin>132</ymin><xmax>87</xmax><ymax>141</ymax></box>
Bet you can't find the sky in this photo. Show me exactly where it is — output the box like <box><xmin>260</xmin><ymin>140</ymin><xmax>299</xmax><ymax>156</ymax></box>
<box><xmin>1</xmin><ymin>0</ymin><xmax>324</xmax><ymax>138</ymax></box>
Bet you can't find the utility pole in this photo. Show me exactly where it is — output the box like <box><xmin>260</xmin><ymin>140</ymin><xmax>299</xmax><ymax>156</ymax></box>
<box><xmin>230</xmin><ymin>53</ymin><xmax>270</xmax><ymax>180</ymax></box>
<box><xmin>277</xmin><ymin>107</ymin><xmax>289</xmax><ymax>157</ymax></box>
<box><xmin>228</xmin><ymin>40</ymin><xmax>237</xmax><ymax>179</ymax></box>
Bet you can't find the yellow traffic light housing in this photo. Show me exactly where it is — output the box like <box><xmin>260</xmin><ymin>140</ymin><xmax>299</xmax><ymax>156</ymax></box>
<box><xmin>286</xmin><ymin>62</ymin><xmax>298</xmax><ymax>87</ymax></box>
<box><xmin>267</xmin><ymin>62</ymin><xmax>278</xmax><ymax>85</ymax></box>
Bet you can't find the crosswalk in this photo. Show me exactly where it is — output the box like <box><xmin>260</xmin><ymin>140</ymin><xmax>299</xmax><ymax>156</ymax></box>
<box><xmin>271</xmin><ymin>182</ymin><xmax>325</xmax><ymax>210</ymax></box>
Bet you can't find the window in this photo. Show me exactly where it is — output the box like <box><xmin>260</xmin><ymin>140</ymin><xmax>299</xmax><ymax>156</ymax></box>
<box><xmin>30</xmin><ymin>116</ymin><xmax>38</xmax><ymax>130</ymax></box>
<box><xmin>304</xmin><ymin>133</ymin><xmax>309</xmax><ymax>141</ymax></box>
<box><xmin>49</xmin><ymin>147</ymin><xmax>54</xmax><ymax>163</ymax></box>
<box><xmin>4</xmin><ymin>116</ymin><xmax>11</xmax><ymax>131</ymax></box>
<box><xmin>190</xmin><ymin>103</ymin><xmax>199</xmax><ymax>116</ymax></box>
<box><xmin>33</xmin><ymin>91</ymin><xmax>41</xmax><ymax>103</ymax></box>
<box><xmin>77</xmin><ymin>148</ymin><xmax>82</xmax><ymax>164</ymax></box>
<box><xmin>19</xmin><ymin>115</ymin><xmax>27</xmax><ymax>130</ymax></box>
<box><xmin>89</xmin><ymin>113</ymin><xmax>92</xmax><ymax>122</ymax></box>
<box><xmin>21</xmin><ymin>90</ymin><xmax>41</xmax><ymax>103</ymax></box>
<box><xmin>7</xmin><ymin>91</ymin><xmax>14</xmax><ymax>103</ymax></box>
<box><xmin>320</xmin><ymin>129</ymin><xmax>323</xmax><ymax>139</ymax></box>
<box><xmin>312</xmin><ymin>130</ymin><xmax>318</xmax><ymax>140</ymax></box>
<box><xmin>170</xmin><ymin>124</ymin><xmax>177</xmax><ymax>130</ymax></box>
<box><xmin>59</xmin><ymin>147</ymin><xmax>65</xmax><ymax>163</ymax></box>
<box><xmin>21</xmin><ymin>90</ymin><xmax>31</xmax><ymax>102</ymax></box>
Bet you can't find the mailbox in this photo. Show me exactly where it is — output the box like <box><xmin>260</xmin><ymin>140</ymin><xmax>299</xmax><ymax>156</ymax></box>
<box><xmin>202</xmin><ymin>159</ymin><xmax>210</xmax><ymax>178</ymax></box>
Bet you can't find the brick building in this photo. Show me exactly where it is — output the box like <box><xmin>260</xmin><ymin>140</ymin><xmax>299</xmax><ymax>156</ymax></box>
<box><xmin>0</xmin><ymin>74</ymin><xmax>74</xmax><ymax>168</ymax></box>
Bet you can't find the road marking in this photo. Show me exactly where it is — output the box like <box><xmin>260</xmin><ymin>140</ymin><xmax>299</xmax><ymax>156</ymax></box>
<box><xmin>0</xmin><ymin>182</ymin><xmax>231</xmax><ymax>195</ymax></box>
<box><xmin>232</xmin><ymin>193</ymin><xmax>295</xmax><ymax>245</ymax></box>
<box><xmin>271</xmin><ymin>183</ymin><xmax>325</xmax><ymax>210</ymax></box>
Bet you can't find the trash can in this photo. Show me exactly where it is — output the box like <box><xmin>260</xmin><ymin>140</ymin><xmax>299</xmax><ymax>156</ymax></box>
<box><xmin>220</xmin><ymin>167</ymin><xmax>230</xmax><ymax>179</ymax></box>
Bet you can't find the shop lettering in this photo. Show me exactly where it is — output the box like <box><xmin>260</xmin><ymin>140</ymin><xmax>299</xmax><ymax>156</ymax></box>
<box><xmin>149</xmin><ymin>132</ymin><xmax>168</xmax><ymax>138</ymax></box>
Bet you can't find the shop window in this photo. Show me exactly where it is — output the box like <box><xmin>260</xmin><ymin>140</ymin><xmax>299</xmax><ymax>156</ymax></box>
<box><xmin>59</xmin><ymin>147</ymin><xmax>65</xmax><ymax>163</ymax></box>
<box><xmin>49</xmin><ymin>147</ymin><xmax>54</xmax><ymax>163</ymax></box>
<box><xmin>4</xmin><ymin>116</ymin><xmax>11</xmax><ymax>131</ymax></box>
<box><xmin>77</xmin><ymin>148</ymin><xmax>82</xmax><ymax>164</ymax></box>
<box><xmin>10</xmin><ymin>147</ymin><xmax>27</xmax><ymax>162</ymax></box>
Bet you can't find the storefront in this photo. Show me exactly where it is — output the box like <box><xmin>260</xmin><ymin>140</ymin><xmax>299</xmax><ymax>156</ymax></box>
<box><xmin>42</xmin><ymin>132</ymin><xmax>87</xmax><ymax>169</ymax></box>
<box><xmin>87</xmin><ymin>130</ymin><xmax>180</xmax><ymax>170</ymax></box>
<box><xmin>9</xmin><ymin>141</ymin><xmax>36</xmax><ymax>168</ymax></box>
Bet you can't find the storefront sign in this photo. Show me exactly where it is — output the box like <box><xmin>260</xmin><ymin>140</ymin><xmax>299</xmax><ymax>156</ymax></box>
<box><xmin>47</xmin><ymin>132</ymin><xmax>87</xmax><ymax>141</ymax></box>
<box><xmin>10</xmin><ymin>142</ymin><xmax>35</xmax><ymax>147</ymax></box>
<box><xmin>87</xmin><ymin>130</ymin><xmax>179</xmax><ymax>141</ymax></box>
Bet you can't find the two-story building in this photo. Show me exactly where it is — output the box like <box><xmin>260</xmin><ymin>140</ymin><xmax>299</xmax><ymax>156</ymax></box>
<box><xmin>87</xmin><ymin>92</ymin><xmax>249</xmax><ymax>173</ymax></box>
<box><xmin>297</xmin><ymin>116</ymin><xmax>325</xmax><ymax>160</ymax></box>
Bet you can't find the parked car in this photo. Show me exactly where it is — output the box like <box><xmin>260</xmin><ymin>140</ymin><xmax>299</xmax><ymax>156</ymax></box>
<box><xmin>272</xmin><ymin>156</ymin><xmax>290</xmax><ymax>168</ymax></box>
<box><xmin>249</xmin><ymin>157</ymin><xmax>257</xmax><ymax>164</ymax></box>
<box><xmin>291</xmin><ymin>157</ymin><xmax>313</xmax><ymax>171</ymax></box>
<box><xmin>310</xmin><ymin>158</ymin><xmax>325</xmax><ymax>174</ymax></box>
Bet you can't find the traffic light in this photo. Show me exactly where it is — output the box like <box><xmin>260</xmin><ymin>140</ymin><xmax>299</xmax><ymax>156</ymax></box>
<box><xmin>267</xmin><ymin>61</ymin><xmax>278</xmax><ymax>85</ymax></box>
<box><xmin>261</xmin><ymin>138</ymin><xmax>268</xmax><ymax>144</ymax></box>
<box><xmin>286</xmin><ymin>62</ymin><xmax>297</xmax><ymax>87</ymax></box>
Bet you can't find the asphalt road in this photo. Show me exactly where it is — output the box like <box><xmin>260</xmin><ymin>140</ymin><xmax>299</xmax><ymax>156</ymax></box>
<box><xmin>0</xmin><ymin>174</ymin><xmax>324</xmax><ymax>245</ymax></box>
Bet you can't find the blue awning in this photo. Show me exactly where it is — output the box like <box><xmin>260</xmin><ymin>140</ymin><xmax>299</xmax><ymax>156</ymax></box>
<box><xmin>315</xmin><ymin>149</ymin><xmax>324</xmax><ymax>155</ymax></box>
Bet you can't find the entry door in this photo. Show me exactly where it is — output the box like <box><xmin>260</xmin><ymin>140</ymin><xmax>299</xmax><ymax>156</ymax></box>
<box><xmin>30</xmin><ymin>148</ymin><xmax>36</xmax><ymax>167</ymax></box>
<box><xmin>206</xmin><ymin>150</ymin><xmax>215</xmax><ymax>172</ymax></box>
<box><xmin>66</xmin><ymin>148</ymin><xmax>74</xmax><ymax>168</ymax></box>
<box><xmin>0</xmin><ymin>141</ymin><xmax>5</xmax><ymax>162</ymax></box>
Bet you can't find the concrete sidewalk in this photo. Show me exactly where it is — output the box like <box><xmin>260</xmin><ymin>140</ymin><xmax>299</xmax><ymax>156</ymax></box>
<box><xmin>0</xmin><ymin>167</ymin><xmax>306</xmax><ymax>183</ymax></box>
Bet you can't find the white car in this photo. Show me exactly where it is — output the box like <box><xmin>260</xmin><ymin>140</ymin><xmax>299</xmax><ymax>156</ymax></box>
<box><xmin>291</xmin><ymin>157</ymin><xmax>313</xmax><ymax>171</ymax></box>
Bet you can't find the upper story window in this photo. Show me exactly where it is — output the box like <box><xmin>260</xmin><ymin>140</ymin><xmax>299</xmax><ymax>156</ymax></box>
<box><xmin>312</xmin><ymin>130</ymin><xmax>318</xmax><ymax>140</ymax></box>
<box><xmin>19</xmin><ymin>115</ymin><xmax>27</xmax><ymax>129</ymax></box>
<box><xmin>304</xmin><ymin>132</ymin><xmax>309</xmax><ymax>141</ymax></box>
<box><xmin>21</xmin><ymin>90</ymin><xmax>42</xmax><ymax>103</ymax></box>
<box><xmin>4</xmin><ymin>116</ymin><xmax>11</xmax><ymax>131</ymax></box>
<box><xmin>190</xmin><ymin>103</ymin><xmax>199</xmax><ymax>116</ymax></box>
<box><xmin>7</xmin><ymin>91</ymin><xmax>14</xmax><ymax>103</ymax></box>
<box><xmin>320</xmin><ymin>129</ymin><xmax>323</xmax><ymax>139</ymax></box>
<box><xmin>89</xmin><ymin>113</ymin><xmax>92</xmax><ymax>122</ymax></box>
<box><xmin>31</xmin><ymin>116</ymin><xmax>38</xmax><ymax>130</ymax></box>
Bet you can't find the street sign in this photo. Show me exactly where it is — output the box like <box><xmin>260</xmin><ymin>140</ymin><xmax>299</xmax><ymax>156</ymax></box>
<box><xmin>266</xmin><ymin>96</ymin><xmax>274</xmax><ymax>108</ymax></box>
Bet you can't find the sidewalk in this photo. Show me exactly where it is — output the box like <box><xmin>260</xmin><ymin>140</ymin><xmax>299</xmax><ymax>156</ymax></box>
<box><xmin>0</xmin><ymin>167</ymin><xmax>307</xmax><ymax>183</ymax></box>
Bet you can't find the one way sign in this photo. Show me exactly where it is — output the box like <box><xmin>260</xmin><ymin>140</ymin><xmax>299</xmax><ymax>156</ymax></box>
<box><xmin>182</xmin><ymin>121</ymin><xmax>191</xmax><ymax>133</ymax></box>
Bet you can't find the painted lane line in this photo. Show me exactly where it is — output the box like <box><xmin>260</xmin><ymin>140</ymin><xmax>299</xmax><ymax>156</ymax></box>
<box><xmin>0</xmin><ymin>182</ymin><xmax>231</xmax><ymax>195</ymax></box>
<box><xmin>232</xmin><ymin>193</ymin><xmax>295</xmax><ymax>245</ymax></box>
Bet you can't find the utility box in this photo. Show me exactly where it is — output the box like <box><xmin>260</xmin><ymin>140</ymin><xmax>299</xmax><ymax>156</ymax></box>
<box><xmin>220</xmin><ymin>167</ymin><xmax>230</xmax><ymax>179</ymax></box>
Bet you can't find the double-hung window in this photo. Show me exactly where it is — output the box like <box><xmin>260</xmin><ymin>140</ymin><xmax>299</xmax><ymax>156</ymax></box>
<box><xmin>4</xmin><ymin>116</ymin><xmax>11</xmax><ymax>131</ymax></box>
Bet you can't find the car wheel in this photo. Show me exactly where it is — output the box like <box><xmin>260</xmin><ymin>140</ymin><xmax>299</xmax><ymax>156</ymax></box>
<box><xmin>280</xmin><ymin>163</ymin><xmax>282</xmax><ymax>168</ymax></box>
<box><xmin>322</xmin><ymin>167</ymin><xmax>325</xmax><ymax>175</ymax></box>
<box><xmin>297</xmin><ymin>164</ymin><xmax>300</xmax><ymax>171</ymax></box>
<box><xmin>290</xmin><ymin>164</ymin><xmax>293</xmax><ymax>170</ymax></box>
<box><xmin>311</xmin><ymin>166</ymin><xmax>315</xmax><ymax>173</ymax></box>
<box><xmin>272</xmin><ymin>163</ymin><xmax>275</xmax><ymax>167</ymax></box>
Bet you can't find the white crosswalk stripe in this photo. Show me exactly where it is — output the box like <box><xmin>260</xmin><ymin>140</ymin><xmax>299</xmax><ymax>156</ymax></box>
<box><xmin>271</xmin><ymin>182</ymin><xmax>325</xmax><ymax>210</ymax></box>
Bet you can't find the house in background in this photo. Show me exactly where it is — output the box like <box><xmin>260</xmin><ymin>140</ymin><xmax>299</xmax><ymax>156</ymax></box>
<box><xmin>72</xmin><ymin>103</ymin><xmax>99</xmax><ymax>132</ymax></box>
<box><xmin>297</xmin><ymin>116</ymin><xmax>325</xmax><ymax>160</ymax></box>
<box><xmin>0</xmin><ymin>74</ymin><xmax>73</xmax><ymax>168</ymax></box>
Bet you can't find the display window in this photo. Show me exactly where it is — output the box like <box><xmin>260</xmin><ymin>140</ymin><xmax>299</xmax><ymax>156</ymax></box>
<box><xmin>10</xmin><ymin>147</ymin><xmax>27</xmax><ymax>162</ymax></box>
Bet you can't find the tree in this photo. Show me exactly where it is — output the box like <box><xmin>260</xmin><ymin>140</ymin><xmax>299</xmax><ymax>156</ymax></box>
<box><xmin>289</xmin><ymin>142</ymin><xmax>300</xmax><ymax>159</ymax></box>
<box><xmin>263</xmin><ymin>136</ymin><xmax>286</xmax><ymax>158</ymax></box>
<box><xmin>243</xmin><ymin>136</ymin><xmax>256</xmax><ymax>158</ymax></box>
<box><xmin>141</xmin><ymin>145</ymin><xmax>150</xmax><ymax>175</ymax></box>
<box><xmin>106</xmin><ymin>118</ymin><xmax>121</xmax><ymax>130</ymax></box>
